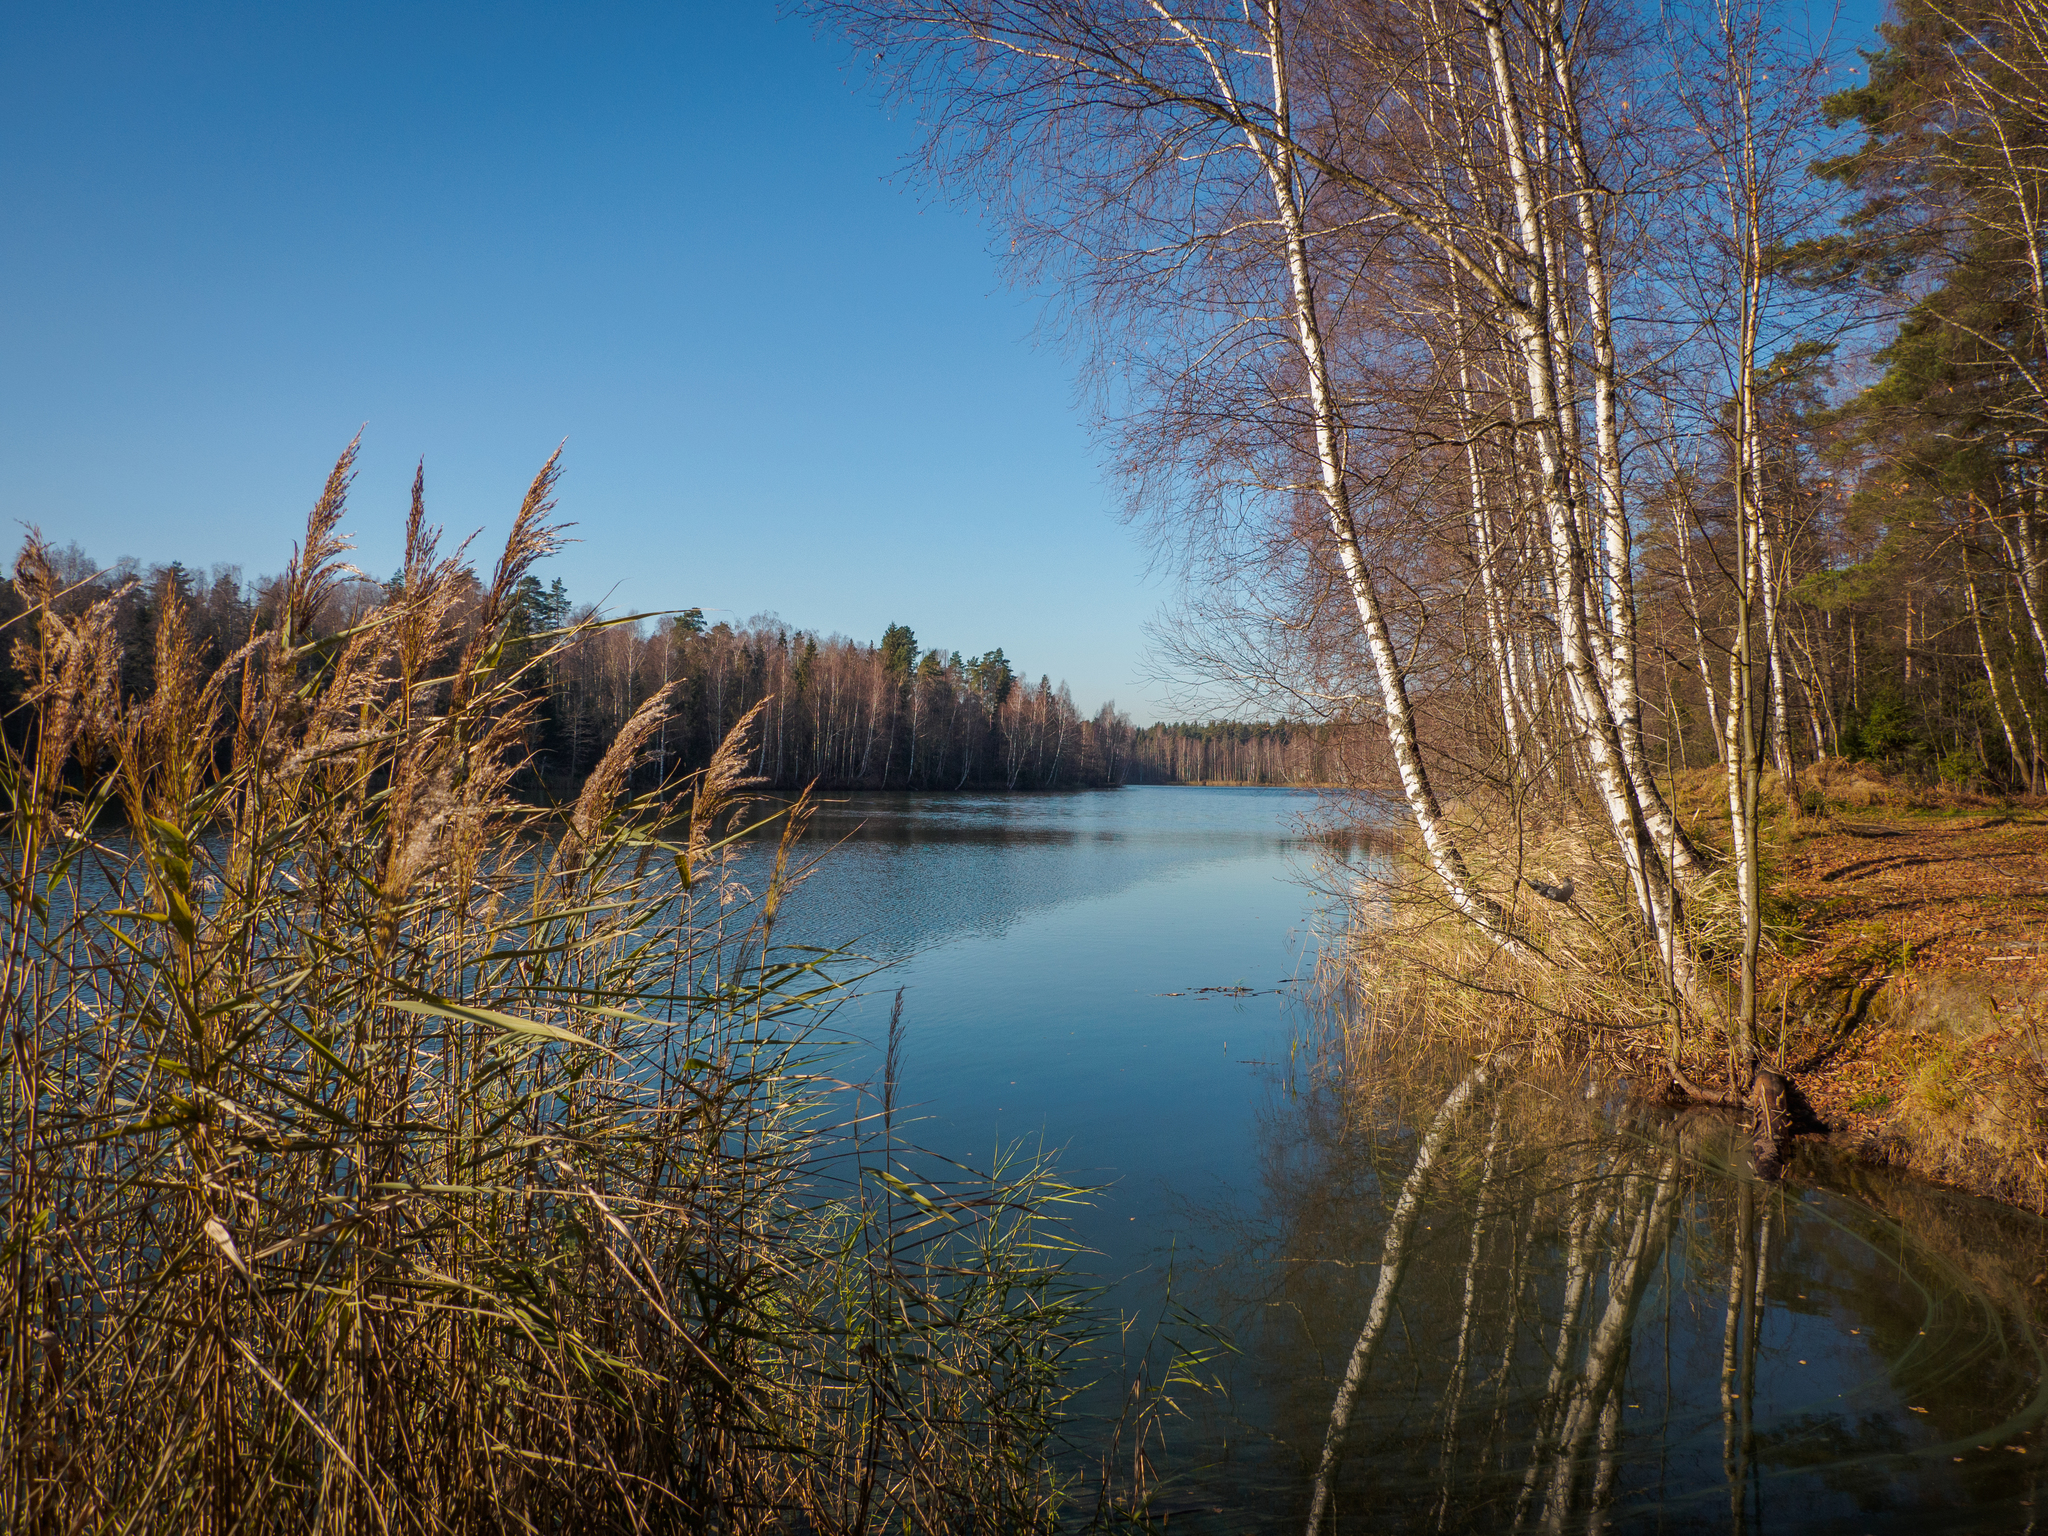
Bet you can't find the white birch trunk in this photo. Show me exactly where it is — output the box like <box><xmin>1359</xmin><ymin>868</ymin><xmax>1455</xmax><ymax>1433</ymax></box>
<box><xmin>1964</xmin><ymin>540</ymin><xmax>2027</xmax><ymax>782</ymax></box>
<box><xmin>1475</xmin><ymin>1</ymin><xmax>1704</xmax><ymax>1006</ymax></box>
<box><xmin>1680</xmin><ymin>538</ymin><xmax>1726</xmax><ymax>759</ymax></box>
<box><xmin>1753</xmin><ymin>457</ymin><xmax>1795</xmax><ymax>782</ymax></box>
<box><xmin>1999</xmin><ymin>499</ymin><xmax>2048</xmax><ymax>696</ymax></box>
<box><xmin>1239</xmin><ymin>3</ymin><xmax>1510</xmax><ymax>934</ymax></box>
<box><xmin>2003</xmin><ymin>606</ymin><xmax>2044</xmax><ymax>792</ymax></box>
<box><xmin>1450</xmin><ymin>281</ymin><xmax>1531</xmax><ymax>770</ymax></box>
<box><xmin>1536</xmin><ymin>2</ymin><xmax>1703</xmax><ymax>879</ymax></box>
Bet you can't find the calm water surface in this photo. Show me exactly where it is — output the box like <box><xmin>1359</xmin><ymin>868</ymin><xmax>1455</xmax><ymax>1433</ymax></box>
<box><xmin>763</xmin><ymin>786</ymin><xmax>2048</xmax><ymax>1533</ymax></box>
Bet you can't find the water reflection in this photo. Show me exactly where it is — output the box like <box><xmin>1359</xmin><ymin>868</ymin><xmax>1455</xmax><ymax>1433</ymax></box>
<box><xmin>743</xmin><ymin>788</ymin><xmax>1331</xmax><ymax>962</ymax></box>
<box><xmin>1164</xmin><ymin>1059</ymin><xmax>2048</xmax><ymax>1533</ymax></box>
<box><xmin>717</xmin><ymin>788</ymin><xmax>2048</xmax><ymax>1530</ymax></box>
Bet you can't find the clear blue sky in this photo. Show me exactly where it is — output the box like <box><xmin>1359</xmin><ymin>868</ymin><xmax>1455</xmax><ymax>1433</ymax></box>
<box><xmin>1</xmin><ymin>3</ymin><xmax>1890</xmax><ymax>724</ymax></box>
<box><xmin>0</xmin><ymin>4</ymin><xmax>1169</xmax><ymax>719</ymax></box>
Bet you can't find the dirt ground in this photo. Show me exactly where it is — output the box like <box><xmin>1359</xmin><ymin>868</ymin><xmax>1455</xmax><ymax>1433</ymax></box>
<box><xmin>1766</xmin><ymin>797</ymin><xmax>2048</xmax><ymax>1204</ymax></box>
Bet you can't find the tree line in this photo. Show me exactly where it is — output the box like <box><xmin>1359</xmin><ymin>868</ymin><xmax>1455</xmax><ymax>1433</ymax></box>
<box><xmin>6</xmin><ymin>535</ymin><xmax>1392</xmax><ymax>795</ymax></box>
<box><xmin>2</xmin><ymin>539</ymin><xmax>1140</xmax><ymax>794</ymax></box>
<box><xmin>523</xmin><ymin>602</ymin><xmax>1140</xmax><ymax>793</ymax></box>
<box><xmin>1125</xmin><ymin>720</ymin><xmax>1371</xmax><ymax>785</ymax></box>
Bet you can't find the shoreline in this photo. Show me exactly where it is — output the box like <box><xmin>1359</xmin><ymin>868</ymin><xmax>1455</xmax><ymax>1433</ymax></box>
<box><xmin>1123</xmin><ymin>778</ymin><xmax>1345</xmax><ymax>789</ymax></box>
<box><xmin>1341</xmin><ymin>770</ymin><xmax>2048</xmax><ymax>1214</ymax></box>
<box><xmin>1760</xmin><ymin>792</ymin><xmax>2048</xmax><ymax>1211</ymax></box>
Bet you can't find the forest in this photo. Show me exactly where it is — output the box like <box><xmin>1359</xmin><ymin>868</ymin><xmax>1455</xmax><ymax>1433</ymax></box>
<box><xmin>13</xmin><ymin>538</ymin><xmax>1418</xmax><ymax>792</ymax></box>
<box><xmin>1126</xmin><ymin>720</ymin><xmax>1371</xmax><ymax>784</ymax></box>
<box><xmin>2</xmin><ymin>542</ymin><xmax>1149</xmax><ymax>793</ymax></box>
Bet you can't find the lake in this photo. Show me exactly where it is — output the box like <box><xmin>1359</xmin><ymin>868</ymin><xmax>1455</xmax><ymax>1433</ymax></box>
<box><xmin>764</xmin><ymin>785</ymin><xmax>2048</xmax><ymax>1533</ymax></box>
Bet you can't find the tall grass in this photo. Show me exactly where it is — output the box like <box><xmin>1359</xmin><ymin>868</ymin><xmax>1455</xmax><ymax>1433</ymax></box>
<box><xmin>0</xmin><ymin>445</ymin><xmax>1087</xmax><ymax>1533</ymax></box>
<box><xmin>1317</xmin><ymin>777</ymin><xmax>1766</xmax><ymax>1079</ymax></box>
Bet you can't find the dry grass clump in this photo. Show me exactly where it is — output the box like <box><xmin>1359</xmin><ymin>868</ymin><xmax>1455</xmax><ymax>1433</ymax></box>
<box><xmin>1863</xmin><ymin>999</ymin><xmax>2048</xmax><ymax>1212</ymax></box>
<box><xmin>1313</xmin><ymin>768</ymin><xmax>1840</xmax><ymax>1097</ymax></box>
<box><xmin>1321</xmin><ymin>783</ymin><xmax>1756</xmax><ymax>1076</ymax></box>
<box><xmin>0</xmin><ymin>445</ymin><xmax>1086</xmax><ymax>1534</ymax></box>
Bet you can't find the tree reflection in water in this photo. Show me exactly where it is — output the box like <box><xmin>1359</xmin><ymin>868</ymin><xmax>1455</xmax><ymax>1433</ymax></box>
<box><xmin>1159</xmin><ymin>1057</ymin><xmax>2048</xmax><ymax>1533</ymax></box>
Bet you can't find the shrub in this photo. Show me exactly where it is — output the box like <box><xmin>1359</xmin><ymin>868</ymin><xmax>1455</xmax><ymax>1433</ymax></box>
<box><xmin>1840</xmin><ymin>690</ymin><xmax>1921</xmax><ymax>765</ymax></box>
<box><xmin>1938</xmin><ymin>747</ymin><xmax>1985</xmax><ymax>790</ymax></box>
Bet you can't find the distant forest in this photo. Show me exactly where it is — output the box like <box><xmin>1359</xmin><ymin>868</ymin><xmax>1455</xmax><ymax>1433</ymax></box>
<box><xmin>1126</xmin><ymin>721</ymin><xmax>1370</xmax><ymax>785</ymax></box>
<box><xmin>4</xmin><ymin>542</ymin><xmax>1327</xmax><ymax>795</ymax></box>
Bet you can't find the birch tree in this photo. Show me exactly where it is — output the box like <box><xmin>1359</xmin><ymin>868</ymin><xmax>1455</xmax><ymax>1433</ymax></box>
<box><xmin>810</xmin><ymin>0</ymin><xmax>1771</xmax><ymax>1012</ymax></box>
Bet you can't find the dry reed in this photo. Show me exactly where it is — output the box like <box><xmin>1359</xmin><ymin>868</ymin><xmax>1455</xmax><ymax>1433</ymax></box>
<box><xmin>0</xmin><ymin>445</ymin><xmax>1088</xmax><ymax>1534</ymax></box>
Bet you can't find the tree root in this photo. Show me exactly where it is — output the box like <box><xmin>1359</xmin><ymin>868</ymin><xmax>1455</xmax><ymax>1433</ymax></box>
<box><xmin>1666</xmin><ymin>1063</ymin><xmax>1804</xmax><ymax>1180</ymax></box>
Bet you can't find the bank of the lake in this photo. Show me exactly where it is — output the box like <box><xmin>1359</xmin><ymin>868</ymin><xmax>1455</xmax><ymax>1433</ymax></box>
<box><xmin>1762</xmin><ymin>770</ymin><xmax>2048</xmax><ymax>1211</ymax></box>
<box><xmin>1344</xmin><ymin>757</ymin><xmax>2048</xmax><ymax>1219</ymax></box>
<box><xmin>763</xmin><ymin>784</ymin><xmax>2048</xmax><ymax>1531</ymax></box>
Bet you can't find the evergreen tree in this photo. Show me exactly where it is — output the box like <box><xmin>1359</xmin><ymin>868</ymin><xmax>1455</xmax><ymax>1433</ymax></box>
<box><xmin>881</xmin><ymin>622</ymin><xmax>917</xmax><ymax>682</ymax></box>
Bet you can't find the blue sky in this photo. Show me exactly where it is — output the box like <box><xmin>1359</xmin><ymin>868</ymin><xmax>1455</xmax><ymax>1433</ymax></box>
<box><xmin>1</xmin><ymin>3</ymin><xmax>1889</xmax><ymax>723</ymax></box>
<box><xmin>0</xmin><ymin>4</ymin><xmax>1166</xmax><ymax>717</ymax></box>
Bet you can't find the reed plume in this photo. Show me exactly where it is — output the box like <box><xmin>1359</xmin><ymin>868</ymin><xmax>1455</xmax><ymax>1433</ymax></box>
<box><xmin>0</xmin><ymin>445</ymin><xmax>1084</xmax><ymax>1534</ymax></box>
